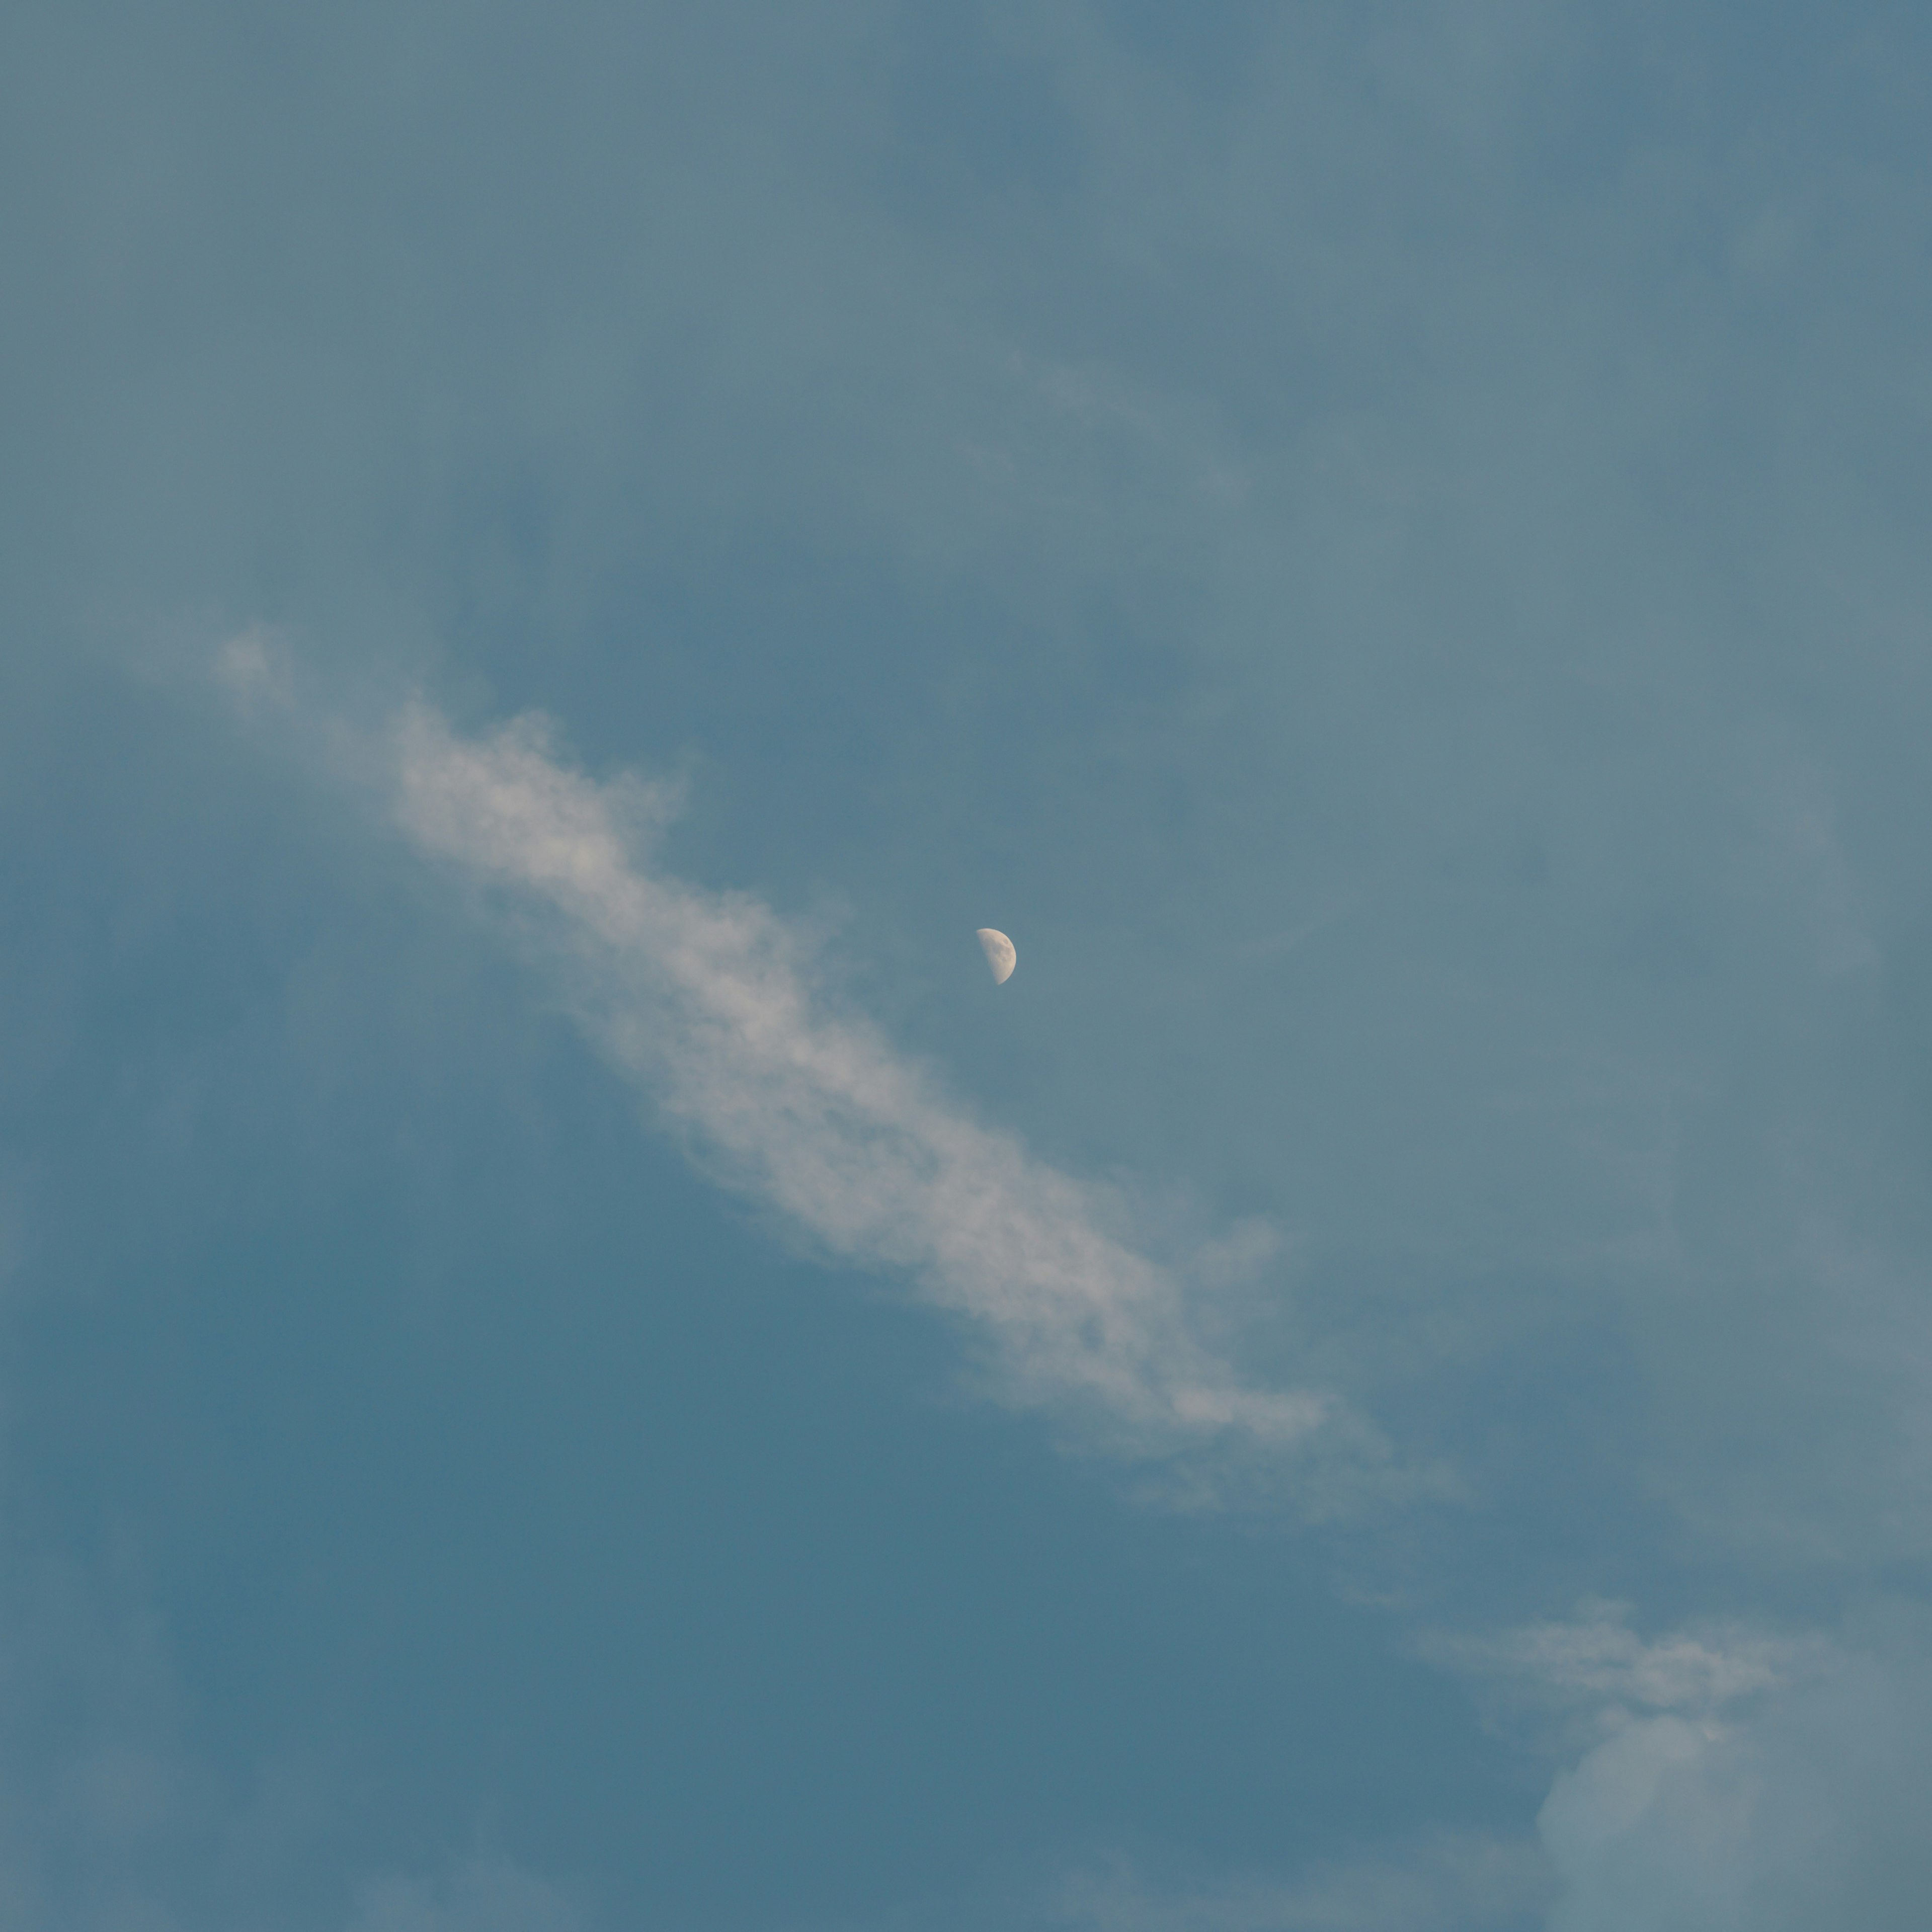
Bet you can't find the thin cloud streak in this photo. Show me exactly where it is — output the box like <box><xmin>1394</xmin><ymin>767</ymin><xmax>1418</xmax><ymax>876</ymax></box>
<box><xmin>1425</xmin><ymin>1601</ymin><xmax>1832</xmax><ymax>1720</ymax></box>
<box><xmin>389</xmin><ymin>702</ymin><xmax>1374</xmax><ymax>1493</ymax></box>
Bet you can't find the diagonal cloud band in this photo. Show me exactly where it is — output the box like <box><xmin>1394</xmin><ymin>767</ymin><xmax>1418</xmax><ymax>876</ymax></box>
<box><xmin>390</xmin><ymin>702</ymin><xmax>1361</xmax><ymax>1488</ymax></box>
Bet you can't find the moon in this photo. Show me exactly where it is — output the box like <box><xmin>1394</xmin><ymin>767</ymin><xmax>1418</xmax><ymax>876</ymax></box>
<box><xmin>976</xmin><ymin>928</ymin><xmax>1017</xmax><ymax>985</ymax></box>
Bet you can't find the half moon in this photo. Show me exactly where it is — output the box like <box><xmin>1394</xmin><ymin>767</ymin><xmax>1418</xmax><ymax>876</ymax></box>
<box><xmin>976</xmin><ymin>928</ymin><xmax>1017</xmax><ymax>984</ymax></box>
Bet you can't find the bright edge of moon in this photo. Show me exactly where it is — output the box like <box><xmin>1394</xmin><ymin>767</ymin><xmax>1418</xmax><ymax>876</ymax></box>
<box><xmin>977</xmin><ymin>928</ymin><xmax>1017</xmax><ymax>985</ymax></box>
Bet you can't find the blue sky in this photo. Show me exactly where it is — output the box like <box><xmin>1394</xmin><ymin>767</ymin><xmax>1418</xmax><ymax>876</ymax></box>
<box><xmin>5</xmin><ymin>4</ymin><xmax>1932</xmax><ymax>1926</ymax></box>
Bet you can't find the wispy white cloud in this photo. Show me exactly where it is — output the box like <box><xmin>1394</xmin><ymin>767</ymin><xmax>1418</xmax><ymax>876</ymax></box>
<box><xmin>388</xmin><ymin>702</ymin><xmax>1403</xmax><ymax>1504</ymax></box>
<box><xmin>1424</xmin><ymin>1599</ymin><xmax>1830</xmax><ymax>1723</ymax></box>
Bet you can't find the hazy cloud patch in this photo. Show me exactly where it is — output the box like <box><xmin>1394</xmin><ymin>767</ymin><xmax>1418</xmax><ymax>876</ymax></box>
<box><xmin>1425</xmin><ymin>1600</ymin><xmax>1832</xmax><ymax>1728</ymax></box>
<box><xmin>1536</xmin><ymin>1634</ymin><xmax>1932</xmax><ymax>1931</ymax></box>
<box><xmin>1423</xmin><ymin>1600</ymin><xmax>1932</xmax><ymax>1928</ymax></box>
